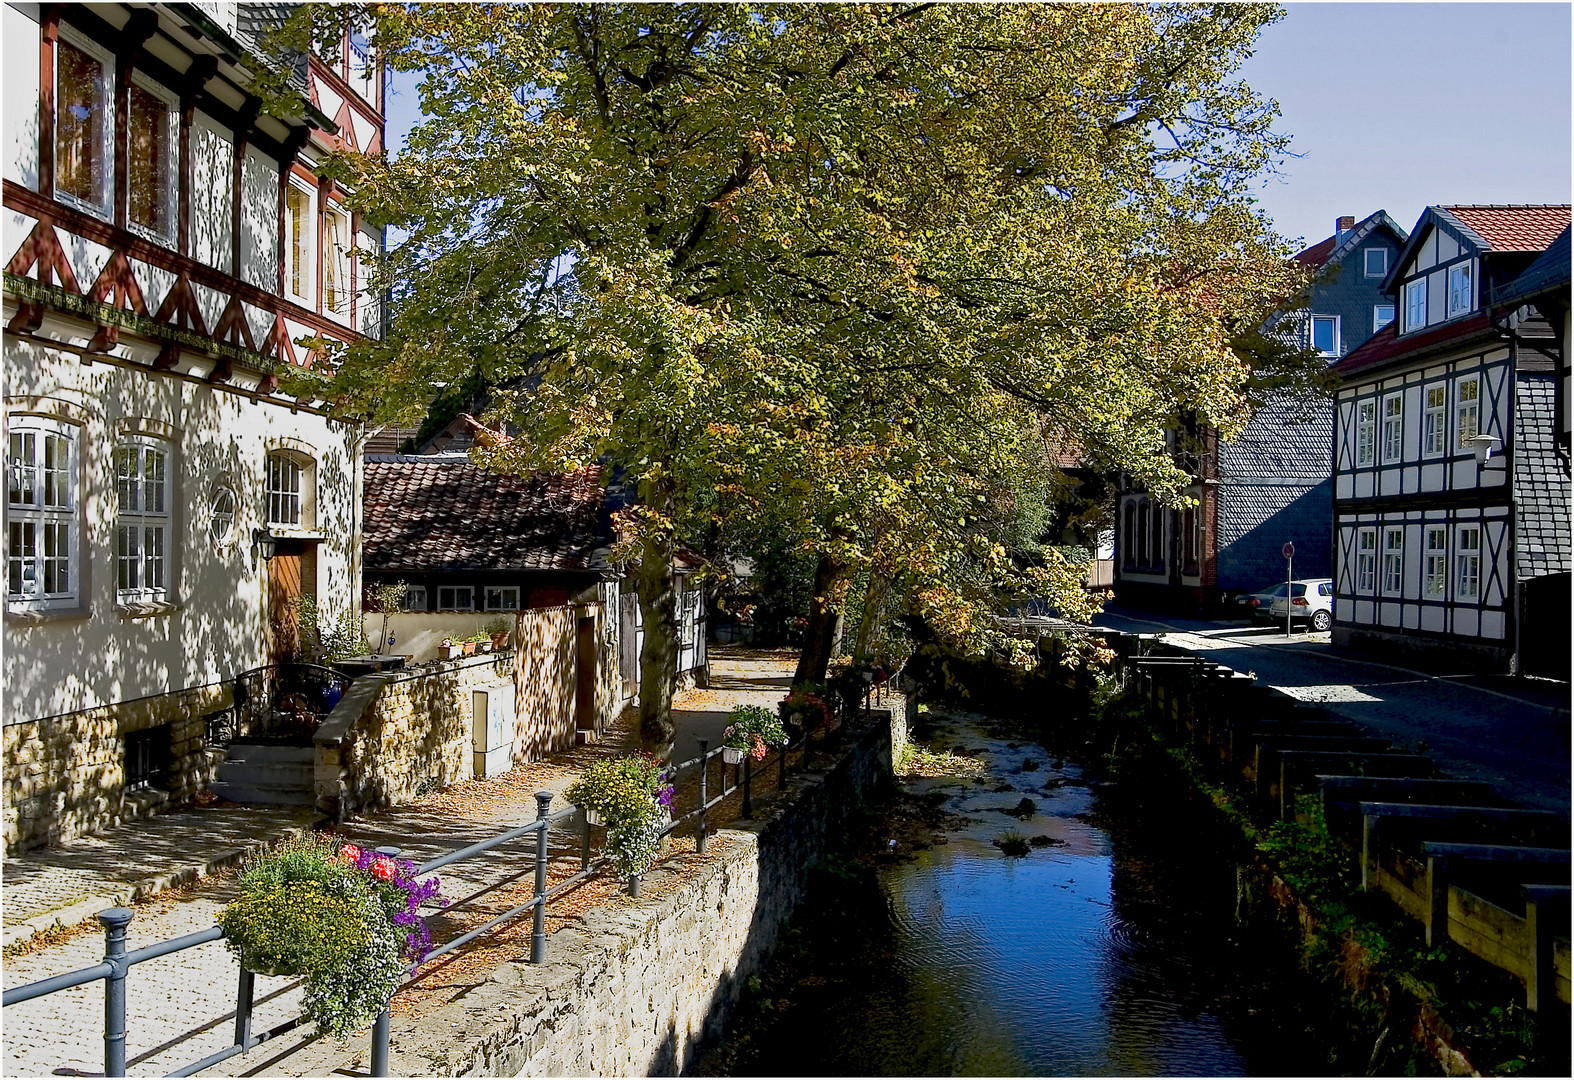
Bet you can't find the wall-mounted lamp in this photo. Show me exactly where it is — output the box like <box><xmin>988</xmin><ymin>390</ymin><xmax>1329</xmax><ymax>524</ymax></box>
<box><xmin>1469</xmin><ymin>434</ymin><xmax>1506</xmax><ymax>471</ymax></box>
<box><xmin>252</xmin><ymin>527</ymin><xmax>279</xmax><ymax>562</ymax></box>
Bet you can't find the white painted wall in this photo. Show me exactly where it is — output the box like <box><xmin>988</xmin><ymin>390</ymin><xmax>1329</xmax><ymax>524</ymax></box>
<box><xmin>362</xmin><ymin>612</ymin><xmax>504</xmax><ymax>663</ymax></box>
<box><xmin>189</xmin><ymin>116</ymin><xmax>234</xmax><ymax>273</ymax></box>
<box><xmin>2</xmin><ymin>338</ymin><xmax>362</xmax><ymax>723</ymax></box>
<box><xmin>240</xmin><ymin>147</ymin><xmax>279</xmax><ymax>291</ymax></box>
<box><xmin>3</xmin><ymin>3</ymin><xmax>40</xmax><ymax>190</ymax></box>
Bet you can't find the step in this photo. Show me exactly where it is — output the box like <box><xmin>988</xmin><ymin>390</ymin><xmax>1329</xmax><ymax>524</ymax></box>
<box><xmin>223</xmin><ymin>742</ymin><xmax>314</xmax><ymax>765</ymax></box>
<box><xmin>216</xmin><ymin>761</ymin><xmax>313</xmax><ymax>787</ymax></box>
<box><xmin>209</xmin><ymin>780</ymin><xmax>316</xmax><ymax>807</ymax></box>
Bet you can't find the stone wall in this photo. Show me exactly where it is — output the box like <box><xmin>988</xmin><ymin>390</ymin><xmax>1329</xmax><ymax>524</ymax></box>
<box><xmin>4</xmin><ymin>682</ymin><xmax>228</xmax><ymax>853</ymax></box>
<box><xmin>512</xmin><ymin>606</ymin><xmax>579</xmax><ymax>760</ymax></box>
<box><xmin>374</xmin><ymin>718</ymin><xmax>892</xmax><ymax>1077</ymax></box>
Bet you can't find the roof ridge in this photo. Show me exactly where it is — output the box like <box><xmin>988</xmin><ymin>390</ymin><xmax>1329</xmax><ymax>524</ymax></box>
<box><xmin>1441</xmin><ymin>203</ymin><xmax>1572</xmax><ymax>210</ymax></box>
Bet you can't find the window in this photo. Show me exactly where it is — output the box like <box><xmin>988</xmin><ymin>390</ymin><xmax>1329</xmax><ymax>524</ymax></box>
<box><xmin>125</xmin><ymin>725</ymin><xmax>170</xmax><ymax>792</ymax></box>
<box><xmin>7</xmin><ymin>421</ymin><xmax>79</xmax><ymax>607</ymax></box>
<box><xmin>1382</xmin><ymin>527</ymin><xmax>1404</xmax><ymax>596</ymax></box>
<box><xmin>403</xmin><ymin>585</ymin><xmax>428</xmax><ymax>611</ymax></box>
<box><xmin>1311</xmin><ymin>315</ymin><xmax>1339</xmax><ymax>357</ymax></box>
<box><xmin>1423</xmin><ymin>384</ymin><xmax>1447</xmax><ymax>457</ymax></box>
<box><xmin>1357</xmin><ymin>400</ymin><xmax>1376</xmax><ymax>465</ymax></box>
<box><xmin>1356</xmin><ymin>527</ymin><xmax>1376</xmax><ymax>593</ymax></box>
<box><xmin>126</xmin><ymin>77</ymin><xmax>175</xmax><ymax>240</ymax></box>
<box><xmin>437</xmin><ymin>585</ymin><xmax>473</xmax><ymax>611</ymax></box>
<box><xmin>1122</xmin><ymin>502</ymin><xmax>1135</xmax><ymax>568</ymax></box>
<box><xmin>285</xmin><ymin>180</ymin><xmax>314</xmax><ymax>303</ymax></box>
<box><xmin>266</xmin><ymin>453</ymin><xmax>302</xmax><ymax>526</ymax></box>
<box><xmin>1382</xmin><ymin>393</ymin><xmax>1403</xmax><ymax>463</ymax></box>
<box><xmin>484</xmin><ymin>586</ymin><xmax>520</xmax><ymax>611</ymax></box>
<box><xmin>1456</xmin><ymin>526</ymin><xmax>1480</xmax><ymax>601</ymax></box>
<box><xmin>1365</xmin><ymin>248</ymin><xmax>1388</xmax><ymax>278</ymax></box>
<box><xmin>208</xmin><ymin>484</ymin><xmax>236</xmax><ymax>547</ymax></box>
<box><xmin>55</xmin><ymin>33</ymin><xmax>113</xmax><ymax>213</ymax></box>
<box><xmin>1374</xmin><ymin>305</ymin><xmax>1395</xmax><ymax>333</ymax></box>
<box><xmin>323</xmin><ymin>204</ymin><xmax>351</xmax><ymax>319</ymax></box>
<box><xmin>116</xmin><ymin>439</ymin><xmax>169</xmax><ymax>600</ymax></box>
<box><xmin>1424</xmin><ymin>527</ymin><xmax>1447</xmax><ymax>597</ymax></box>
<box><xmin>1149</xmin><ymin>502</ymin><xmax>1164</xmax><ymax>568</ymax></box>
<box><xmin>1455</xmin><ymin>375</ymin><xmax>1480</xmax><ymax>450</ymax></box>
<box><xmin>1405</xmin><ymin>278</ymin><xmax>1427</xmax><ymax>331</ymax></box>
<box><xmin>1447</xmin><ymin>262</ymin><xmax>1473</xmax><ymax>318</ymax></box>
<box><xmin>1136</xmin><ymin>501</ymin><xmax>1149</xmax><ymax>566</ymax></box>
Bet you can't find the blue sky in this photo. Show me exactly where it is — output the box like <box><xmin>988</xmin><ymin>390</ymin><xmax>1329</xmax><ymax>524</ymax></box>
<box><xmin>383</xmin><ymin>3</ymin><xmax>1572</xmax><ymax>252</ymax></box>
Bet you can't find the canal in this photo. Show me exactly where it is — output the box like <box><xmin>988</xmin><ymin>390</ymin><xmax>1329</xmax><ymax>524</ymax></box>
<box><xmin>697</xmin><ymin>706</ymin><xmax>1337</xmax><ymax>1077</ymax></box>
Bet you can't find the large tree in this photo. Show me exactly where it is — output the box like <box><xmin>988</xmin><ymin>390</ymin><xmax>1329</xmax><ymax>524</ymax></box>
<box><xmin>297</xmin><ymin>3</ymin><xmax>1310</xmax><ymax>731</ymax></box>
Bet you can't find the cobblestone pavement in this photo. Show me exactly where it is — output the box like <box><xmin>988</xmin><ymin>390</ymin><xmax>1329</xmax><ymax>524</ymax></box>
<box><xmin>2</xmin><ymin>651</ymin><xmax>800</xmax><ymax>1077</ymax></box>
<box><xmin>1092</xmin><ymin>607</ymin><xmax>1571</xmax><ymax>814</ymax></box>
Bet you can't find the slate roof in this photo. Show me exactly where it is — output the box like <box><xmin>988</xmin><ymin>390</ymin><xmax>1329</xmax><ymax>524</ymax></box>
<box><xmin>1291</xmin><ymin>211</ymin><xmax>1410</xmax><ymax>275</ymax></box>
<box><xmin>1293</xmin><ymin>236</ymin><xmax>1337</xmax><ymax>269</ymax></box>
<box><xmin>1438</xmin><ymin>205</ymin><xmax>1572</xmax><ymax>253</ymax></box>
<box><xmin>1494</xmin><ymin>226</ymin><xmax>1571</xmax><ymax>308</ymax></box>
<box><xmin>1513</xmin><ymin>375</ymin><xmax>1572</xmax><ymax>580</ymax></box>
<box><xmin>363</xmin><ymin>459</ymin><xmax>608</xmax><ymax>573</ymax></box>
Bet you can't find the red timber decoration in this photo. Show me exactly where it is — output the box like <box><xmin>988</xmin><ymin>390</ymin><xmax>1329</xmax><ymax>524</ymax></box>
<box><xmin>153</xmin><ymin>272</ymin><xmax>208</xmax><ymax>337</ymax></box>
<box><xmin>86</xmin><ymin>250</ymin><xmax>149</xmax><ymax>315</ymax></box>
<box><xmin>6</xmin><ymin>218</ymin><xmax>81</xmax><ymax>293</ymax></box>
<box><xmin>266</xmin><ymin>314</ymin><xmax>300</xmax><ymax>367</ymax></box>
<box><xmin>333</xmin><ymin>101</ymin><xmax>357</xmax><ymax>151</ymax></box>
<box><xmin>211</xmin><ymin>294</ymin><xmax>259</xmax><ymax>353</ymax></box>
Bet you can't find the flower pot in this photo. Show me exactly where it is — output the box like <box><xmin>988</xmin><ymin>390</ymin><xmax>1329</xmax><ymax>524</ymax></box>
<box><xmin>479</xmin><ymin>641</ymin><xmax>493</xmax><ymax>653</ymax></box>
<box><xmin>491</xmin><ymin>633</ymin><xmax>509</xmax><ymax>650</ymax></box>
<box><xmin>242</xmin><ymin>957</ymin><xmax>305</xmax><ymax>978</ymax></box>
<box><xmin>440</xmin><ymin>645</ymin><xmax>463</xmax><ymax>660</ymax></box>
<box><xmin>462</xmin><ymin>641</ymin><xmax>477</xmax><ymax>656</ymax></box>
<box><xmin>721</xmin><ymin>745</ymin><xmax>746</xmax><ymax>765</ymax></box>
<box><xmin>582</xmin><ymin>807</ymin><xmax>601</xmax><ymax>826</ymax></box>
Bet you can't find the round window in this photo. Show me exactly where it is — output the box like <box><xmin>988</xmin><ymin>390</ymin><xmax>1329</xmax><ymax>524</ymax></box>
<box><xmin>209</xmin><ymin>484</ymin><xmax>237</xmax><ymax>547</ymax></box>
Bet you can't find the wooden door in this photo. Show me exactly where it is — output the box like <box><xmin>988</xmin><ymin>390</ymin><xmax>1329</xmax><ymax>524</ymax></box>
<box><xmin>266</xmin><ymin>540</ymin><xmax>305</xmax><ymax>664</ymax></box>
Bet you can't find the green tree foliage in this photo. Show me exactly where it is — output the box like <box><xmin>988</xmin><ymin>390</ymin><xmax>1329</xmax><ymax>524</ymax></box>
<box><xmin>296</xmin><ymin>3</ymin><xmax>1314</xmax><ymax>722</ymax></box>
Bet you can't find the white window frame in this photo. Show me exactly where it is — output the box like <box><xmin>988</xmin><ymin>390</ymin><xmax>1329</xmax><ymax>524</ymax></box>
<box><xmin>1310</xmin><ymin>315</ymin><xmax>1340</xmax><ymax>357</ymax></box>
<box><xmin>124</xmin><ymin>71</ymin><xmax>178</xmax><ymax>245</ymax></box>
<box><xmin>1424</xmin><ymin>527</ymin><xmax>1447</xmax><ymax>598</ymax></box>
<box><xmin>437</xmin><ymin>585</ymin><xmax>473</xmax><ymax>611</ymax></box>
<box><xmin>1357</xmin><ymin>400</ymin><xmax>1376</xmax><ymax>466</ymax></box>
<box><xmin>1447</xmin><ymin>261</ymin><xmax>1474</xmax><ymax>318</ymax></box>
<box><xmin>1364</xmin><ymin>248</ymin><xmax>1388</xmax><ymax>279</ymax></box>
<box><xmin>1404</xmin><ymin>278</ymin><xmax>1427</xmax><ymax>332</ymax></box>
<box><xmin>484</xmin><ymin>585</ymin><xmax>520</xmax><ymax>611</ymax></box>
<box><xmin>115</xmin><ymin>437</ymin><xmax>171</xmax><ymax>602</ymax></box>
<box><xmin>53</xmin><ymin>26</ymin><xmax>115</xmax><ymax>218</ymax></box>
<box><xmin>285</xmin><ymin>177</ymin><xmax>316</xmax><ymax>307</ymax></box>
<box><xmin>1422</xmin><ymin>383</ymin><xmax>1447</xmax><ymax>458</ymax></box>
<box><xmin>1355</xmin><ymin>527</ymin><xmax>1377</xmax><ymax>594</ymax></box>
<box><xmin>1455</xmin><ymin>374</ymin><xmax>1480</xmax><ymax>451</ymax></box>
<box><xmin>265</xmin><ymin>452</ymin><xmax>304</xmax><ymax>527</ymax></box>
<box><xmin>322</xmin><ymin>202</ymin><xmax>352</xmax><ymax>322</ymax></box>
<box><xmin>1381</xmin><ymin>526</ymin><xmax>1404</xmax><ymax>597</ymax></box>
<box><xmin>7</xmin><ymin>419</ymin><xmax>80</xmax><ymax>609</ymax></box>
<box><xmin>1381</xmin><ymin>392</ymin><xmax>1404</xmax><ymax>464</ymax></box>
<box><xmin>1374</xmin><ymin>304</ymin><xmax>1395</xmax><ymax>333</ymax></box>
<box><xmin>1455</xmin><ymin>526</ymin><xmax>1481</xmax><ymax>601</ymax></box>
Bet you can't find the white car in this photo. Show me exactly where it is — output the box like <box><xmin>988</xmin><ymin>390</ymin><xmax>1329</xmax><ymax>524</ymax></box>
<box><xmin>1266</xmin><ymin>578</ymin><xmax>1334</xmax><ymax>632</ymax></box>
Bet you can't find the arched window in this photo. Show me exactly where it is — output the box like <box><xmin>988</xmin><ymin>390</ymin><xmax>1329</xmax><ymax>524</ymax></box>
<box><xmin>1149</xmin><ymin>503</ymin><xmax>1165</xmax><ymax>570</ymax></box>
<box><xmin>1122</xmin><ymin>502</ymin><xmax>1136</xmax><ymax>568</ymax></box>
<box><xmin>1136</xmin><ymin>501</ymin><xmax>1149</xmax><ymax>567</ymax></box>
<box><xmin>265</xmin><ymin>450</ymin><xmax>315</xmax><ymax>529</ymax></box>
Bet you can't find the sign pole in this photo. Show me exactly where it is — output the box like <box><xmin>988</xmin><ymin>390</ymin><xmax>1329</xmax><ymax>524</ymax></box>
<box><xmin>1282</xmin><ymin>541</ymin><xmax>1296</xmax><ymax>639</ymax></box>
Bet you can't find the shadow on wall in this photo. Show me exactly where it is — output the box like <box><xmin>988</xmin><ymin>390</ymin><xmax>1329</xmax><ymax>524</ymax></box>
<box><xmin>1216</xmin><ymin>480</ymin><xmax>1334</xmax><ymax>592</ymax></box>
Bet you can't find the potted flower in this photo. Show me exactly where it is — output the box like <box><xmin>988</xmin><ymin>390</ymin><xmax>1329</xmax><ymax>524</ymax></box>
<box><xmin>781</xmin><ymin>688</ymin><xmax>833</xmax><ymax>735</ymax></box>
<box><xmin>218</xmin><ymin>835</ymin><xmax>443</xmax><ymax>1038</ymax></box>
<box><xmin>483</xmin><ymin>617</ymin><xmax>512</xmax><ymax>652</ymax></box>
<box><xmin>461</xmin><ymin>635</ymin><xmax>477</xmax><ymax>656</ymax></box>
<box><xmin>721</xmin><ymin>704</ymin><xmax>787</xmax><ymax>764</ymax></box>
<box><xmin>565</xmin><ymin>754</ymin><xmax>674</xmax><ymax>887</ymax></box>
<box><xmin>439</xmin><ymin>637</ymin><xmax>463</xmax><ymax>661</ymax></box>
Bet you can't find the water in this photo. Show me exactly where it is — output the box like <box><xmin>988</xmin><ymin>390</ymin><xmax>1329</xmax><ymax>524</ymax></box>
<box><xmin>707</xmin><ymin>709</ymin><xmax>1328</xmax><ymax>1077</ymax></box>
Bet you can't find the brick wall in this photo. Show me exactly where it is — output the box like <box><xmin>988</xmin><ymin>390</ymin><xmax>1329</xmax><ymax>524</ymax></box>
<box><xmin>4</xmin><ymin>683</ymin><xmax>228</xmax><ymax>853</ymax></box>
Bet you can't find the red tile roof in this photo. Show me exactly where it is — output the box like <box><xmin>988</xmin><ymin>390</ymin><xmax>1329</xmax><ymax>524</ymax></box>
<box><xmin>1292</xmin><ymin>235</ymin><xmax>1337</xmax><ymax>268</ymax></box>
<box><xmin>1440</xmin><ymin>205</ymin><xmax>1571</xmax><ymax>252</ymax></box>
<box><xmin>1332</xmin><ymin>311</ymin><xmax>1494</xmax><ymax>379</ymax></box>
<box><xmin>363</xmin><ymin>460</ymin><xmax>606</xmax><ymax>572</ymax></box>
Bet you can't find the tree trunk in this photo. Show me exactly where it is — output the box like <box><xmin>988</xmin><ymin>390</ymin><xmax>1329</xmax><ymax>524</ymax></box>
<box><xmin>793</xmin><ymin>553</ymin><xmax>849</xmax><ymax>687</ymax></box>
<box><xmin>636</xmin><ymin>482</ymin><xmax>679</xmax><ymax>748</ymax></box>
<box><xmin>853</xmin><ymin>573</ymin><xmax>892</xmax><ymax>662</ymax></box>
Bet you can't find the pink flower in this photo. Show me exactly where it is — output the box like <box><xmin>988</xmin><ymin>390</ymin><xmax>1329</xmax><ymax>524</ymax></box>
<box><xmin>751</xmin><ymin>735</ymin><xmax>768</xmax><ymax>761</ymax></box>
<box><xmin>340</xmin><ymin>844</ymin><xmax>363</xmax><ymax>864</ymax></box>
<box><xmin>372</xmin><ymin>857</ymin><xmax>395</xmax><ymax>882</ymax></box>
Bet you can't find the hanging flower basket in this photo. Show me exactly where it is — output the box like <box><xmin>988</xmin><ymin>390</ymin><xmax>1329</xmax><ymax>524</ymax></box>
<box><xmin>721</xmin><ymin>745</ymin><xmax>746</xmax><ymax>765</ymax></box>
<box><xmin>721</xmin><ymin>705</ymin><xmax>786</xmax><ymax>766</ymax></box>
<box><xmin>218</xmin><ymin>836</ymin><xmax>444</xmax><ymax>1038</ymax></box>
<box><xmin>582</xmin><ymin>806</ymin><xmax>602</xmax><ymax>826</ymax></box>
<box><xmin>565</xmin><ymin>754</ymin><xmax>674</xmax><ymax>878</ymax></box>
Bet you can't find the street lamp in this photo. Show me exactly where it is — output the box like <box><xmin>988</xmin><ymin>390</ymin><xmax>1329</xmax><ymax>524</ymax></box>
<box><xmin>252</xmin><ymin>527</ymin><xmax>279</xmax><ymax>562</ymax></box>
<box><xmin>1469</xmin><ymin>434</ymin><xmax>1506</xmax><ymax>472</ymax></box>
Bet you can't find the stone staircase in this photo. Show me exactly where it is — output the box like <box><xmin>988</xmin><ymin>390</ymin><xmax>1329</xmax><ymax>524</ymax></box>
<box><xmin>209</xmin><ymin>742</ymin><xmax>315</xmax><ymax>807</ymax></box>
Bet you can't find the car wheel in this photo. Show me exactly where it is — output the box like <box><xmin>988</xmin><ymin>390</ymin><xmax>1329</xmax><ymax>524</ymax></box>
<box><xmin>1311</xmin><ymin>610</ymin><xmax>1331</xmax><ymax>632</ymax></box>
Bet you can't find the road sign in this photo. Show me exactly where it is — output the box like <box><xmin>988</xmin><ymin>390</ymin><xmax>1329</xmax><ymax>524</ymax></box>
<box><xmin>1282</xmin><ymin>541</ymin><xmax>1295</xmax><ymax>560</ymax></box>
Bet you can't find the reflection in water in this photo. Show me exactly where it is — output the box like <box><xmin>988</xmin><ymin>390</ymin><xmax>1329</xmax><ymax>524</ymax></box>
<box><xmin>716</xmin><ymin>710</ymin><xmax>1324</xmax><ymax>1077</ymax></box>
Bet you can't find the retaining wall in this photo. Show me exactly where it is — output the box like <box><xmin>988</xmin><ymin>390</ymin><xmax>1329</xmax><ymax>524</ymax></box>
<box><xmin>374</xmin><ymin>718</ymin><xmax>892</xmax><ymax>1076</ymax></box>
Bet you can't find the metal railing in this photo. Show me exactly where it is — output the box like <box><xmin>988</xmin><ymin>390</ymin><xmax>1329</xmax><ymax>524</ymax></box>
<box><xmin>207</xmin><ymin>664</ymin><xmax>349</xmax><ymax>746</ymax></box>
<box><xmin>4</xmin><ymin>697</ymin><xmax>871</xmax><ymax>1078</ymax></box>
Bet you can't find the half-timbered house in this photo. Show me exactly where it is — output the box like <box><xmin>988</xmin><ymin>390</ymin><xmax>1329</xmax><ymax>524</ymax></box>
<box><xmin>3</xmin><ymin>2</ymin><xmax>385</xmax><ymax>850</ymax></box>
<box><xmin>1115</xmin><ymin>211</ymin><xmax>1409</xmax><ymax>613</ymax></box>
<box><xmin>1330</xmin><ymin>206</ymin><xmax>1570</xmax><ymax>675</ymax></box>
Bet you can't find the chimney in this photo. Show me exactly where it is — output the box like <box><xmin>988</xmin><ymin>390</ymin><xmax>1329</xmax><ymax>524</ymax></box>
<box><xmin>1335</xmin><ymin>215</ymin><xmax>1356</xmax><ymax>240</ymax></box>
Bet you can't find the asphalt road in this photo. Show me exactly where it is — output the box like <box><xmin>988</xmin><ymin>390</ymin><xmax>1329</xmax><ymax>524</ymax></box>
<box><xmin>1090</xmin><ymin>607</ymin><xmax>1572</xmax><ymax>815</ymax></box>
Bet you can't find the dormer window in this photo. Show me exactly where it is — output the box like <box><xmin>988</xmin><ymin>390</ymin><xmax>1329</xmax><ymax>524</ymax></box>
<box><xmin>1364</xmin><ymin>248</ymin><xmax>1388</xmax><ymax>278</ymax></box>
<box><xmin>1447</xmin><ymin>262</ymin><xmax>1473</xmax><ymax>318</ymax></box>
<box><xmin>1404</xmin><ymin>278</ymin><xmax>1427</xmax><ymax>332</ymax></box>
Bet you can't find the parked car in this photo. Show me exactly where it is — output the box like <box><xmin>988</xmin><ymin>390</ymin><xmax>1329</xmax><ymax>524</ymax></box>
<box><xmin>1236</xmin><ymin>582</ymin><xmax>1290</xmax><ymax>620</ymax></box>
<box><xmin>1266</xmin><ymin>579</ymin><xmax>1334</xmax><ymax>632</ymax></box>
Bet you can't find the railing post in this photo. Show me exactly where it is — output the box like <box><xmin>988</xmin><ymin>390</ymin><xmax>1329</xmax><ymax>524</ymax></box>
<box><xmin>696</xmin><ymin>739</ymin><xmax>708</xmax><ymax>854</ymax></box>
<box><xmin>531</xmin><ymin>790</ymin><xmax>552</xmax><ymax>965</ymax></box>
<box><xmin>370</xmin><ymin>1008</ymin><xmax>390</xmax><ymax>1077</ymax></box>
<box><xmin>778</xmin><ymin>737</ymin><xmax>787</xmax><ymax>790</ymax></box>
<box><xmin>742</xmin><ymin>753</ymin><xmax>753</xmax><ymax>819</ymax></box>
<box><xmin>581</xmin><ymin>808</ymin><xmax>592</xmax><ymax>870</ymax></box>
<box><xmin>234</xmin><ymin>966</ymin><xmax>255</xmax><ymax>1050</ymax></box>
<box><xmin>98</xmin><ymin>907</ymin><xmax>133</xmax><ymax>1079</ymax></box>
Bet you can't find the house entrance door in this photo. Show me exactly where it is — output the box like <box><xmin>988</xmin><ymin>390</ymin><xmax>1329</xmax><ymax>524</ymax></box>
<box><xmin>619</xmin><ymin>589</ymin><xmax>639</xmax><ymax>695</ymax></box>
<box><xmin>266</xmin><ymin>540</ymin><xmax>312</xmax><ymax>664</ymax></box>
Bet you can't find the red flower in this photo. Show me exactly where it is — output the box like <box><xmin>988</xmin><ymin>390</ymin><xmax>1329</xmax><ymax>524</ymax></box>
<box><xmin>372</xmin><ymin>857</ymin><xmax>395</xmax><ymax>881</ymax></box>
<box><xmin>751</xmin><ymin>734</ymin><xmax>768</xmax><ymax>761</ymax></box>
<box><xmin>340</xmin><ymin>844</ymin><xmax>363</xmax><ymax>864</ymax></box>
